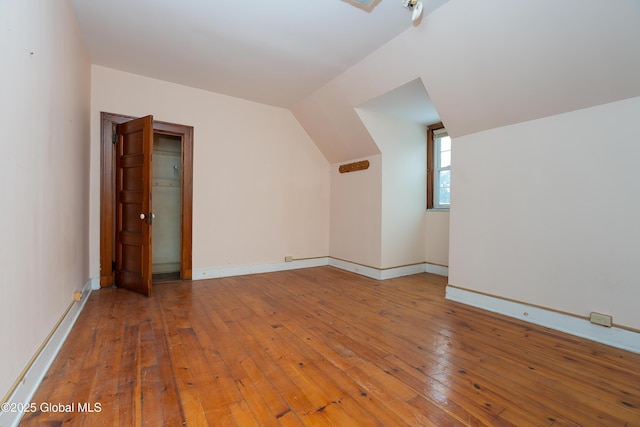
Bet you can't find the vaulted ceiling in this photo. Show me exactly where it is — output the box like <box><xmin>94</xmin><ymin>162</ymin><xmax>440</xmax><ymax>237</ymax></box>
<box><xmin>72</xmin><ymin>0</ymin><xmax>640</xmax><ymax>163</ymax></box>
<box><xmin>71</xmin><ymin>0</ymin><xmax>447</xmax><ymax>108</ymax></box>
<box><xmin>292</xmin><ymin>0</ymin><xmax>640</xmax><ymax>162</ymax></box>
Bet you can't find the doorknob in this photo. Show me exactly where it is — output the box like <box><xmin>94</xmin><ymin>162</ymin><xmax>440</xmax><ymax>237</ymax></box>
<box><xmin>139</xmin><ymin>213</ymin><xmax>154</xmax><ymax>223</ymax></box>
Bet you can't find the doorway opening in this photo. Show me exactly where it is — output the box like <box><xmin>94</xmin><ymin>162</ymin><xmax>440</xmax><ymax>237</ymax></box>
<box><xmin>100</xmin><ymin>112</ymin><xmax>193</xmax><ymax>293</ymax></box>
<box><xmin>152</xmin><ymin>133</ymin><xmax>182</xmax><ymax>282</ymax></box>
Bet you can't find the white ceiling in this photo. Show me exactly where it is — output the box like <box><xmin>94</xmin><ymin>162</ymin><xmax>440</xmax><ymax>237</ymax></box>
<box><xmin>71</xmin><ymin>0</ymin><xmax>446</xmax><ymax>108</ymax></box>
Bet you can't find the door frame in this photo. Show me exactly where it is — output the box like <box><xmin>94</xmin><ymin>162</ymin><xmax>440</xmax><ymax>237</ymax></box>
<box><xmin>100</xmin><ymin>112</ymin><xmax>193</xmax><ymax>287</ymax></box>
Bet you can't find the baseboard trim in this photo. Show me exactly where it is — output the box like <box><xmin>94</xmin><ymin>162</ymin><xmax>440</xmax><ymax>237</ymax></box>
<box><xmin>328</xmin><ymin>258</ymin><xmax>448</xmax><ymax>280</ymax></box>
<box><xmin>0</xmin><ymin>280</ymin><xmax>93</xmax><ymax>427</ymax></box>
<box><xmin>192</xmin><ymin>257</ymin><xmax>448</xmax><ymax>282</ymax></box>
<box><xmin>422</xmin><ymin>263</ymin><xmax>449</xmax><ymax>277</ymax></box>
<box><xmin>193</xmin><ymin>257</ymin><xmax>330</xmax><ymax>280</ymax></box>
<box><xmin>328</xmin><ymin>258</ymin><xmax>381</xmax><ymax>279</ymax></box>
<box><xmin>446</xmin><ymin>285</ymin><xmax>640</xmax><ymax>354</ymax></box>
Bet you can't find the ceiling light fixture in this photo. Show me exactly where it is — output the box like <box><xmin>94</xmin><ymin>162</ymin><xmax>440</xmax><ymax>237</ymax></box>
<box><xmin>402</xmin><ymin>0</ymin><xmax>424</xmax><ymax>23</ymax></box>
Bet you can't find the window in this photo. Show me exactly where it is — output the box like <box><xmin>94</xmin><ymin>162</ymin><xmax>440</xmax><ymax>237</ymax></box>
<box><xmin>427</xmin><ymin>122</ymin><xmax>451</xmax><ymax>210</ymax></box>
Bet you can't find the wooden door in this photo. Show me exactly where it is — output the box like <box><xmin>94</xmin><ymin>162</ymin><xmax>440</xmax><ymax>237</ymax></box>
<box><xmin>100</xmin><ymin>113</ymin><xmax>194</xmax><ymax>288</ymax></box>
<box><xmin>115</xmin><ymin>115</ymin><xmax>154</xmax><ymax>296</ymax></box>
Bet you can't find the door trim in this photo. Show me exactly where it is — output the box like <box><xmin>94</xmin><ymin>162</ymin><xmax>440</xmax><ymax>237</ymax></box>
<box><xmin>100</xmin><ymin>112</ymin><xmax>193</xmax><ymax>287</ymax></box>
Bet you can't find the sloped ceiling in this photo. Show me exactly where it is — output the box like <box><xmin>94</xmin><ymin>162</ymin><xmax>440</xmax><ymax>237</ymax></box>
<box><xmin>358</xmin><ymin>78</ymin><xmax>439</xmax><ymax>126</ymax></box>
<box><xmin>425</xmin><ymin>0</ymin><xmax>640</xmax><ymax>137</ymax></box>
<box><xmin>71</xmin><ymin>0</ymin><xmax>446</xmax><ymax>108</ymax></box>
<box><xmin>293</xmin><ymin>0</ymin><xmax>640</xmax><ymax>163</ymax></box>
<box><xmin>71</xmin><ymin>0</ymin><xmax>640</xmax><ymax>164</ymax></box>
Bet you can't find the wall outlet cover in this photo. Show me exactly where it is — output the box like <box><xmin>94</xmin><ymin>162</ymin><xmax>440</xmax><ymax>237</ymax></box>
<box><xmin>589</xmin><ymin>312</ymin><xmax>612</xmax><ymax>327</ymax></box>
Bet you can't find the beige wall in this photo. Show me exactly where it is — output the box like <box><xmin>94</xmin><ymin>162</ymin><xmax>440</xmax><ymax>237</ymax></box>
<box><xmin>89</xmin><ymin>66</ymin><xmax>330</xmax><ymax>277</ymax></box>
<box><xmin>356</xmin><ymin>110</ymin><xmax>430</xmax><ymax>268</ymax></box>
<box><xmin>0</xmin><ymin>0</ymin><xmax>91</xmax><ymax>399</ymax></box>
<box><xmin>329</xmin><ymin>155</ymin><xmax>382</xmax><ymax>268</ymax></box>
<box><xmin>449</xmin><ymin>97</ymin><xmax>640</xmax><ymax>330</ymax></box>
<box><xmin>328</xmin><ymin>108</ymin><xmax>449</xmax><ymax>271</ymax></box>
<box><xmin>424</xmin><ymin>211</ymin><xmax>449</xmax><ymax>266</ymax></box>
<box><xmin>328</xmin><ymin>107</ymin><xmax>450</xmax><ymax>271</ymax></box>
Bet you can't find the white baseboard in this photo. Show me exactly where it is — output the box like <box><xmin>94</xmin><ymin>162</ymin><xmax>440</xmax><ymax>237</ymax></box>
<box><xmin>446</xmin><ymin>286</ymin><xmax>640</xmax><ymax>354</ymax></box>
<box><xmin>329</xmin><ymin>258</ymin><xmax>449</xmax><ymax>280</ymax></box>
<box><xmin>193</xmin><ymin>257</ymin><xmax>330</xmax><ymax>280</ymax></box>
<box><xmin>423</xmin><ymin>263</ymin><xmax>449</xmax><ymax>277</ymax></box>
<box><xmin>89</xmin><ymin>277</ymin><xmax>100</xmax><ymax>290</ymax></box>
<box><xmin>328</xmin><ymin>258</ymin><xmax>381</xmax><ymax>279</ymax></box>
<box><xmin>0</xmin><ymin>279</ymin><xmax>93</xmax><ymax>427</ymax></box>
<box><xmin>192</xmin><ymin>257</ymin><xmax>448</xmax><ymax>282</ymax></box>
<box><xmin>328</xmin><ymin>258</ymin><xmax>448</xmax><ymax>280</ymax></box>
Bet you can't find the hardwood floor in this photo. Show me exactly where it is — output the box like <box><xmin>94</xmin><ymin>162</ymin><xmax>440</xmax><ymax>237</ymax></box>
<box><xmin>20</xmin><ymin>267</ymin><xmax>640</xmax><ymax>426</ymax></box>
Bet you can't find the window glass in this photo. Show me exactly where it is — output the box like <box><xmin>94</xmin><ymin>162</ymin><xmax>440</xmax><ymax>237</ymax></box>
<box><xmin>434</xmin><ymin>131</ymin><xmax>450</xmax><ymax>209</ymax></box>
<box><xmin>427</xmin><ymin>123</ymin><xmax>451</xmax><ymax>210</ymax></box>
<box><xmin>440</xmin><ymin>143</ymin><xmax>451</xmax><ymax>168</ymax></box>
<box><xmin>438</xmin><ymin>170</ymin><xmax>450</xmax><ymax>205</ymax></box>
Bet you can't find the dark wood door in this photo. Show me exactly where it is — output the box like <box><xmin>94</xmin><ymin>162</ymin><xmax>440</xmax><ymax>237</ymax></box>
<box><xmin>115</xmin><ymin>115</ymin><xmax>154</xmax><ymax>296</ymax></box>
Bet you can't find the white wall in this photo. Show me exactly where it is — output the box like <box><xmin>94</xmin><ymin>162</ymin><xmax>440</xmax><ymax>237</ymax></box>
<box><xmin>0</xmin><ymin>0</ymin><xmax>90</xmax><ymax>400</ymax></box>
<box><xmin>328</xmin><ymin>107</ymin><xmax>450</xmax><ymax>272</ymax></box>
<box><xmin>356</xmin><ymin>110</ymin><xmax>428</xmax><ymax>268</ymax></box>
<box><xmin>89</xmin><ymin>66</ymin><xmax>330</xmax><ymax>277</ymax></box>
<box><xmin>293</xmin><ymin>1</ymin><xmax>639</xmax><ymax>276</ymax></box>
<box><xmin>294</xmin><ymin>0</ymin><xmax>640</xmax><ymax>274</ymax></box>
<box><xmin>329</xmin><ymin>155</ymin><xmax>382</xmax><ymax>268</ymax></box>
<box><xmin>449</xmin><ymin>97</ymin><xmax>640</xmax><ymax>330</ymax></box>
<box><xmin>425</xmin><ymin>211</ymin><xmax>449</xmax><ymax>266</ymax></box>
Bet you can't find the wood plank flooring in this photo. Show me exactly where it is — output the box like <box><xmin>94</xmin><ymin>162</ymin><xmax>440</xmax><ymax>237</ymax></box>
<box><xmin>19</xmin><ymin>267</ymin><xmax>640</xmax><ymax>426</ymax></box>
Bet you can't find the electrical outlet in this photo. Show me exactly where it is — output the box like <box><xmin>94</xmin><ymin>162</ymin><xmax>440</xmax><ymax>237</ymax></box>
<box><xmin>589</xmin><ymin>312</ymin><xmax>612</xmax><ymax>327</ymax></box>
<box><xmin>73</xmin><ymin>291</ymin><xmax>82</xmax><ymax>302</ymax></box>
<box><xmin>284</xmin><ymin>256</ymin><xmax>293</xmax><ymax>262</ymax></box>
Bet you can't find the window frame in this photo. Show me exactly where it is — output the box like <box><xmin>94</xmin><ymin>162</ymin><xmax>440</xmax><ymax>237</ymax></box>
<box><xmin>427</xmin><ymin>122</ymin><xmax>451</xmax><ymax>210</ymax></box>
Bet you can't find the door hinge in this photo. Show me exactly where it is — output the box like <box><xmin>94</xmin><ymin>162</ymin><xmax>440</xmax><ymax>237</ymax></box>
<box><xmin>112</xmin><ymin>132</ymin><xmax>117</xmax><ymax>144</ymax></box>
